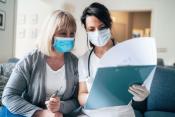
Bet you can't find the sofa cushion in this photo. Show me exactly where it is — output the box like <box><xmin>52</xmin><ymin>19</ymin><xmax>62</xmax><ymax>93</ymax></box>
<box><xmin>0</xmin><ymin>63</ymin><xmax>16</xmax><ymax>106</ymax></box>
<box><xmin>144</xmin><ymin>111</ymin><xmax>175</xmax><ymax>117</ymax></box>
<box><xmin>0</xmin><ymin>75</ymin><xmax>9</xmax><ymax>105</ymax></box>
<box><xmin>147</xmin><ymin>66</ymin><xmax>175</xmax><ymax>112</ymax></box>
<box><xmin>134</xmin><ymin>110</ymin><xmax>143</xmax><ymax>117</ymax></box>
<box><xmin>8</xmin><ymin>57</ymin><xmax>19</xmax><ymax>63</ymax></box>
<box><xmin>0</xmin><ymin>63</ymin><xmax>16</xmax><ymax>78</ymax></box>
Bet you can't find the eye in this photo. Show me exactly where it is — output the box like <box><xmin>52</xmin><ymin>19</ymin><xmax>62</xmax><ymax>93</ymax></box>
<box><xmin>59</xmin><ymin>32</ymin><xmax>67</xmax><ymax>36</ymax></box>
<box><xmin>99</xmin><ymin>25</ymin><xmax>107</xmax><ymax>30</ymax></box>
<box><xmin>54</xmin><ymin>31</ymin><xmax>67</xmax><ymax>37</ymax></box>
<box><xmin>70</xmin><ymin>32</ymin><xmax>75</xmax><ymax>37</ymax></box>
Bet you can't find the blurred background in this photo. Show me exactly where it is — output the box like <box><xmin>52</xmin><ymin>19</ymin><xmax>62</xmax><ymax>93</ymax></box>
<box><xmin>0</xmin><ymin>0</ymin><xmax>175</xmax><ymax>67</ymax></box>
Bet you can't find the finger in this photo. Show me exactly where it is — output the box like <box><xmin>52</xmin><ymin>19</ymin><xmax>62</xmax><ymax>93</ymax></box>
<box><xmin>46</xmin><ymin>99</ymin><xmax>60</xmax><ymax>112</ymax></box>
<box><xmin>54</xmin><ymin>96</ymin><xmax>60</xmax><ymax>101</ymax></box>
<box><xmin>50</xmin><ymin>95</ymin><xmax>60</xmax><ymax>100</ymax></box>
<box><xmin>132</xmin><ymin>85</ymin><xmax>147</xmax><ymax>92</ymax></box>
<box><xmin>49</xmin><ymin>98</ymin><xmax>60</xmax><ymax>107</ymax></box>
<box><xmin>48</xmin><ymin>100</ymin><xmax>60</xmax><ymax>107</ymax></box>
<box><xmin>129</xmin><ymin>86</ymin><xmax>141</xmax><ymax>93</ymax></box>
<box><xmin>49</xmin><ymin>98</ymin><xmax>58</xmax><ymax>103</ymax></box>
<box><xmin>47</xmin><ymin>102</ymin><xmax>58</xmax><ymax>108</ymax></box>
<box><xmin>133</xmin><ymin>85</ymin><xmax>149</xmax><ymax>96</ymax></box>
<box><xmin>128</xmin><ymin>89</ymin><xmax>140</xmax><ymax>97</ymax></box>
<box><xmin>129</xmin><ymin>86</ymin><xmax>146</xmax><ymax>96</ymax></box>
<box><xmin>129</xmin><ymin>87</ymin><xmax>147</xmax><ymax>98</ymax></box>
<box><xmin>129</xmin><ymin>87</ymin><xmax>140</xmax><ymax>95</ymax></box>
<box><xmin>129</xmin><ymin>87</ymin><xmax>149</xmax><ymax>100</ymax></box>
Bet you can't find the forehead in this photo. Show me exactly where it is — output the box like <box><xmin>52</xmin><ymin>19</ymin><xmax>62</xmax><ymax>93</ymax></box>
<box><xmin>85</xmin><ymin>16</ymin><xmax>104</xmax><ymax>28</ymax></box>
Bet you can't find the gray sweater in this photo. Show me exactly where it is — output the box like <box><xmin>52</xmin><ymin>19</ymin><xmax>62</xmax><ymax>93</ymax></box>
<box><xmin>2</xmin><ymin>49</ymin><xmax>79</xmax><ymax>117</ymax></box>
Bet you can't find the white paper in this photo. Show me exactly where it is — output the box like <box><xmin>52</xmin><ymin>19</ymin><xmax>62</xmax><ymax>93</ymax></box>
<box><xmin>99</xmin><ymin>37</ymin><xmax>157</xmax><ymax>68</ymax></box>
<box><xmin>84</xmin><ymin>37</ymin><xmax>157</xmax><ymax>110</ymax></box>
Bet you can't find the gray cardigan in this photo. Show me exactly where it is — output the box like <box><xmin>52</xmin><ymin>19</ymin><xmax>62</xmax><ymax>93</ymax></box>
<box><xmin>2</xmin><ymin>49</ymin><xmax>79</xmax><ymax>117</ymax></box>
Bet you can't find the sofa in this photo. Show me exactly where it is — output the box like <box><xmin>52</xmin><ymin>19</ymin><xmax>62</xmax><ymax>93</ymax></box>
<box><xmin>133</xmin><ymin>66</ymin><xmax>175</xmax><ymax>117</ymax></box>
<box><xmin>0</xmin><ymin>62</ymin><xmax>16</xmax><ymax>105</ymax></box>
<box><xmin>1</xmin><ymin>61</ymin><xmax>175</xmax><ymax>117</ymax></box>
<box><xmin>0</xmin><ymin>57</ymin><xmax>19</xmax><ymax>105</ymax></box>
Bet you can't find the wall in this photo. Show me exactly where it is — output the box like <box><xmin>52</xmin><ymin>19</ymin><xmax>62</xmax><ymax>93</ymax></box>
<box><xmin>15</xmin><ymin>0</ymin><xmax>95</xmax><ymax>58</ymax></box>
<box><xmin>0</xmin><ymin>0</ymin><xmax>16</xmax><ymax>63</ymax></box>
<box><xmin>96</xmin><ymin>0</ymin><xmax>175</xmax><ymax>65</ymax></box>
<box><xmin>15</xmin><ymin>0</ymin><xmax>175</xmax><ymax>65</ymax></box>
<box><xmin>15</xmin><ymin>0</ymin><xmax>53</xmax><ymax>58</ymax></box>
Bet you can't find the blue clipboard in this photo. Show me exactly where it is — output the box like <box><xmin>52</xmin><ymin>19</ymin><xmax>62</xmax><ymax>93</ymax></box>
<box><xmin>84</xmin><ymin>65</ymin><xmax>155</xmax><ymax>109</ymax></box>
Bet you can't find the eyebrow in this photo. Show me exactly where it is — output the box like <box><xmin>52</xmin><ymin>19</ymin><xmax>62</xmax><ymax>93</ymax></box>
<box><xmin>87</xmin><ymin>23</ymin><xmax>105</xmax><ymax>28</ymax></box>
<box><xmin>99</xmin><ymin>24</ymin><xmax>105</xmax><ymax>27</ymax></box>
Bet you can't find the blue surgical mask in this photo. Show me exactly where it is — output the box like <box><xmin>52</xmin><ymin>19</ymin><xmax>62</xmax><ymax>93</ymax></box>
<box><xmin>53</xmin><ymin>37</ymin><xmax>74</xmax><ymax>53</ymax></box>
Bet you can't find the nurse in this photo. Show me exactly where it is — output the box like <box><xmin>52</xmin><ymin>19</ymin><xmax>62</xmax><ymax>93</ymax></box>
<box><xmin>78</xmin><ymin>2</ymin><xmax>149</xmax><ymax>117</ymax></box>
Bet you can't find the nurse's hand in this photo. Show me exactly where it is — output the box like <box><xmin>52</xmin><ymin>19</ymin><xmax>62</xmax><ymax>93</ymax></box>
<box><xmin>128</xmin><ymin>85</ymin><xmax>149</xmax><ymax>101</ymax></box>
<box><xmin>45</xmin><ymin>96</ymin><xmax>61</xmax><ymax>113</ymax></box>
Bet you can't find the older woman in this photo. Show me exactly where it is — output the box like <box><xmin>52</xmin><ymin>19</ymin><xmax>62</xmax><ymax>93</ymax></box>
<box><xmin>0</xmin><ymin>10</ymin><xmax>79</xmax><ymax>117</ymax></box>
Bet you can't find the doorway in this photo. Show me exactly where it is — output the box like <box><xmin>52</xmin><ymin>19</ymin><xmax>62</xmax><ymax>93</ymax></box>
<box><xmin>111</xmin><ymin>11</ymin><xmax>151</xmax><ymax>43</ymax></box>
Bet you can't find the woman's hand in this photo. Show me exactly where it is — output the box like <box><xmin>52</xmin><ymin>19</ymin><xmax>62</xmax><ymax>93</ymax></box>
<box><xmin>55</xmin><ymin>112</ymin><xmax>63</xmax><ymax>117</ymax></box>
<box><xmin>33</xmin><ymin>110</ymin><xmax>63</xmax><ymax>117</ymax></box>
<box><xmin>128</xmin><ymin>85</ymin><xmax>149</xmax><ymax>101</ymax></box>
<box><xmin>45</xmin><ymin>96</ymin><xmax>61</xmax><ymax>113</ymax></box>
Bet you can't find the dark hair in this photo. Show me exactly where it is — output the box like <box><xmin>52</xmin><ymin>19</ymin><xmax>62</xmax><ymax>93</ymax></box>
<box><xmin>81</xmin><ymin>2</ymin><xmax>112</xmax><ymax>29</ymax></box>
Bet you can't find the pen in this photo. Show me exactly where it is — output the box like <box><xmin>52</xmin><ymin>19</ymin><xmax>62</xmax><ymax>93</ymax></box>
<box><xmin>51</xmin><ymin>90</ymin><xmax>59</xmax><ymax>97</ymax></box>
<box><xmin>51</xmin><ymin>86</ymin><xmax>62</xmax><ymax>97</ymax></box>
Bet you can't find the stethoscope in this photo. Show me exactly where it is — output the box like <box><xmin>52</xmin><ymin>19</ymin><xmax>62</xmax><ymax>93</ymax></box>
<box><xmin>87</xmin><ymin>39</ymin><xmax>115</xmax><ymax>77</ymax></box>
